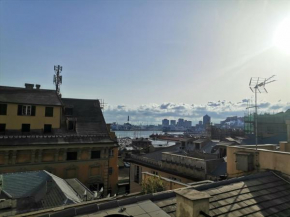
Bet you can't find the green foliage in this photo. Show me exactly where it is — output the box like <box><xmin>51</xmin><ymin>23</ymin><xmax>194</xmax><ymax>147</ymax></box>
<box><xmin>141</xmin><ymin>175</ymin><xmax>165</xmax><ymax>194</ymax></box>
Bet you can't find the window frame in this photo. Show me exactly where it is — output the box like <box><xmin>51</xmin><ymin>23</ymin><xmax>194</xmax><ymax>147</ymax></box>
<box><xmin>0</xmin><ymin>124</ymin><xmax>6</xmax><ymax>133</ymax></box>
<box><xmin>108</xmin><ymin>167</ymin><xmax>113</xmax><ymax>175</ymax></box>
<box><xmin>21</xmin><ymin>124</ymin><xmax>30</xmax><ymax>132</ymax></box>
<box><xmin>109</xmin><ymin>149</ymin><xmax>114</xmax><ymax>157</ymax></box>
<box><xmin>22</xmin><ymin>105</ymin><xmax>31</xmax><ymax>116</ymax></box>
<box><xmin>66</xmin><ymin>151</ymin><xmax>78</xmax><ymax>161</ymax></box>
<box><xmin>0</xmin><ymin>104</ymin><xmax>7</xmax><ymax>115</ymax></box>
<box><xmin>45</xmin><ymin>107</ymin><xmax>54</xmax><ymax>117</ymax></box>
<box><xmin>91</xmin><ymin>150</ymin><xmax>101</xmax><ymax>159</ymax></box>
<box><xmin>44</xmin><ymin>124</ymin><xmax>52</xmax><ymax>133</ymax></box>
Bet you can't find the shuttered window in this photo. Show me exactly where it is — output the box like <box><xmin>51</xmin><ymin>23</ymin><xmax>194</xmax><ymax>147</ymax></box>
<box><xmin>17</xmin><ymin>105</ymin><xmax>35</xmax><ymax>116</ymax></box>
<box><xmin>0</xmin><ymin>104</ymin><xmax>7</xmax><ymax>115</ymax></box>
<box><xmin>45</xmin><ymin>107</ymin><xmax>54</xmax><ymax>117</ymax></box>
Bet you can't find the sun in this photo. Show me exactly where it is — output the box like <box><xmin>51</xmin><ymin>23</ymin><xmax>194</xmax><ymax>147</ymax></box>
<box><xmin>273</xmin><ymin>17</ymin><xmax>290</xmax><ymax>54</ymax></box>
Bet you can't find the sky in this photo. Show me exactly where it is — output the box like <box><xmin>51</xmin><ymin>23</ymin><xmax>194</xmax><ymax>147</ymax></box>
<box><xmin>1</xmin><ymin>0</ymin><xmax>290</xmax><ymax>125</ymax></box>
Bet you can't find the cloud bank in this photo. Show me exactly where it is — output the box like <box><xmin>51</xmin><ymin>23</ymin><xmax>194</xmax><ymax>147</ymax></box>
<box><xmin>103</xmin><ymin>100</ymin><xmax>290</xmax><ymax>125</ymax></box>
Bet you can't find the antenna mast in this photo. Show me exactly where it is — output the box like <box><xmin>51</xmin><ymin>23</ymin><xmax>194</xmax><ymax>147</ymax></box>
<box><xmin>248</xmin><ymin>75</ymin><xmax>276</xmax><ymax>170</ymax></box>
<box><xmin>53</xmin><ymin>65</ymin><xmax>63</xmax><ymax>96</ymax></box>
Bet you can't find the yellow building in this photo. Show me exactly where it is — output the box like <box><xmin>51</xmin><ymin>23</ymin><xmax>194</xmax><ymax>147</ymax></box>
<box><xmin>0</xmin><ymin>84</ymin><xmax>118</xmax><ymax>195</ymax></box>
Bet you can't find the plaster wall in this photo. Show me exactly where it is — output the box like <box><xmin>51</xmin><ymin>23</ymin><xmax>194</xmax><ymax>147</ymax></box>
<box><xmin>0</xmin><ymin>145</ymin><xmax>118</xmax><ymax>194</ymax></box>
<box><xmin>129</xmin><ymin>162</ymin><xmax>194</xmax><ymax>193</ymax></box>
<box><xmin>227</xmin><ymin>146</ymin><xmax>290</xmax><ymax>177</ymax></box>
<box><xmin>0</xmin><ymin>104</ymin><xmax>61</xmax><ymax>129</ymax></box>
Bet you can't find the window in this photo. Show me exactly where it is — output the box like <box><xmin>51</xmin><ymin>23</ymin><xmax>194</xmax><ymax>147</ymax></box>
<box><xmin>236</xmin><ymin>152</ymin><xmax>254</xmax><ymax>172</ymax></box>
<box><xmin>134</xmin><ymin>166</ymin><xmax>140</xmax><ymax>183</ymax></box>
<box><xmin>109</xmin><ymin>149</ymin><xmax>114</xmax><ymax>157</ymax></box>
<box><xmin>68</xmin><ymin>121</ymin><xmax>74</xmax><ymax>130</ymax></box>
<box><xmin>23</xmin><ymin>105</ymin><xmax>31</xmax><ymax>115</ymax></box>
<box><xmin>152</xmin><ymin>171</ymin><xmax>158</xmax><ymax>175</ymax></box>
<box><xmin>22</xmin><ymin>124</ymin><xmax>30</xmax><ymax>132</ymax></box>
<box><xmin>0</xmin><ymin>124</ymin><xmax>6</xmax><ymax>132</ymax></box>
<box><xmin>108</xmin><ymin>167</ymin><xmax>113</xmax><ymax>175</ymax></box>
<box><xmin>0</xmin><ymin>104</ymin><xmax>7</xmax><ymax>115</ymax></box>
<box><xmin>91</xmin><ymin>151</ymin><xmax>101</xmax><ymax>159</ymax></box>
<box><xmin>67</xmin><ymin>151</ymin><xmax>77</xmax><ymax>161</ymax></box>
<box><xmin>45</xmin><ymin>107</ymin><xmax>54</xmax><ymax>117</ymax></box>
<box><xmin>18</xmin><ymin>105</ymin><xmax>35</xmax><ymax>116</ymax></box>
<box><xmin>44</xmin><ymin>124</ymin><xmax>52</xmax><ymax>133</ymax></box>
<box><xmin>195</xmin><ymin>143</ymin><xmax>200</xmax><ymax>150</ymax></box>
<box><xmin>65</xmin><ymin>108</ymin><xmax>73</xmax><ymax>116</ymax></box>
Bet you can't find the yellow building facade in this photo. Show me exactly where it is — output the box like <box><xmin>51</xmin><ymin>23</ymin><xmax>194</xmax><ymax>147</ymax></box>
<box><xmin>0</xmin><ymin>103</ymin><xmax>62</xmax><ymax>130</ymax></box>
<box><xmin>0</xmin><ymin>85</ymin><xmax>118</xmax><ymax>195</ymax></box>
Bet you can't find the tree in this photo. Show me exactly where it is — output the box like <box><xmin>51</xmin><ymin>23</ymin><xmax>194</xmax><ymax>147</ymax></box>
<box><xmin>141</xmin><ymin>175</ymin><xmax>165</xmax><ymax>194</ymax></box>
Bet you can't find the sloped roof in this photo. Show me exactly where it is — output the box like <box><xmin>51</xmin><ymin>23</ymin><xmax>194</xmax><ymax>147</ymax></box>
<box><xmin>141</xmin><ymin>144</ymin><xmax>181</xmax><ymax>161</ymax></box>
<box><xmin>0</xmin><ymin>86</ymin><xmax>62</xmax><ymax>106</ymax></box>
<box><xmin>61</xmin><ymin>98</ymin><xmax>109</xmax><ymax>135</ymax></box>
<box><xmin>0</xmin><ymin>171</ymin><xmax>49</xmax><ymax>198</ymax></box>
<box><xmin>66</xmin><ymin>178</ymin><xmax>94</xmax><ymax>201</ymax></box>
<box><xmin>24</xmin><ymin>172</ymin><xmax>290</xmax><ymax>217</ymax></box>
<box><xmin>0</xmin><ymin>170</ymin><xmax>85</xmax><ymax>208</ymax></box>
<box><xmin>194</xmin><ymin>139</ymin><xmax>208</xmax><ymax>143</ymax></box>
<box><xmin>155</xmin><ymin>171</ymin><xmax>290</xmax><ymax>217</ymax></box>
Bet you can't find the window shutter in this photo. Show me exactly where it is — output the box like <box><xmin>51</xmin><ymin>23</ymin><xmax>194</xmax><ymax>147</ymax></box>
<box><xmin>17</xmin><ymin>105</ymin><xmax>22</xmax><ymax>116</ymax></box>
<box><xmin>31</xmin><ymin>106</ymin><xmax>36</xmax><ymax>116</ymax></box>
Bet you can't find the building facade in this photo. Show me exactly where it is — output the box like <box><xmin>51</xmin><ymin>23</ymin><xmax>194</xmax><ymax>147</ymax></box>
<box><xmin>203</xmin><ymin>114</ymin><xmax>211</xmax><ymax>127</ymax></box>
<box><xmin>162</xmin><ymin>119</ymin><xmax>169</xmax><ymax>126</ymax></box>
<box><xmin>0</xmin><ymin>85</ymin><xmax>118</xmax><ymax>195</ymax></box>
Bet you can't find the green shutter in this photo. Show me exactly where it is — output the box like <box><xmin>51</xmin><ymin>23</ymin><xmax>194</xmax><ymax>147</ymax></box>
<box><xmin>31</xmin><ymin>106</ymin><xmax>36</xmax><ymax>116</ymax></box>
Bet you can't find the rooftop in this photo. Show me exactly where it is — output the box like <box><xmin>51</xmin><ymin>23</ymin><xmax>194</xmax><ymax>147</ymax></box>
<box><xmin>0</xmin><ymin>170</ymin><xmax>93</xmax><ymax>216</ymax></box>
<box><xmin>0</xmin><ymin>86</ymin><xmax>62</xmax><ymax>106</ymax></box>
<box><xmin>30</xmin><ymin>171</ymin><xmax>290</xmax><ymax>217</ymax></box>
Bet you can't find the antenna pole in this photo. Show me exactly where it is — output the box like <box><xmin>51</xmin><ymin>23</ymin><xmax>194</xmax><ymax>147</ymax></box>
<box><xmin>255</xmin><ymin>87</ymin><xmax>258</xmax><ymax>151</ymax></box>
<box><xmin>53</xmin><ymin>65</ymin><xmax>63</xmax><ymax>96</ymax></box>
<box><xmin>249</xmin><ymin>75</ymin><xmax>276</xmax><ymax>171</ymax></box>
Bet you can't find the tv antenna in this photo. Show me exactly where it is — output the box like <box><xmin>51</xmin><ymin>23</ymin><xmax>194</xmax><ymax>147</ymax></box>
<box><xmin>248</xmin><ymin>75</ymin><xmax>276</xmax><ymax>151</ymax></box>
<box><xmin>53</xmin><ymin>65</ymin><xmax>63</xmax><ymax>96</ymax></box>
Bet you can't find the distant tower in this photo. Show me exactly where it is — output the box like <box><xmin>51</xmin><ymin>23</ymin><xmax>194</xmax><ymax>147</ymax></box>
<box><xmin>203</xmin><ymin>114</ymin><xmax>211</xmax><ymax>127</ymax></box>
<box><xmin>53</xmin><ymin>65</ymin><xmax>63</xmax><ymax>96</ymax></box>
<box><xmin>128</xmin><ymin>116</ymin><xmax>130</xmax><ymax>123</ymax></box>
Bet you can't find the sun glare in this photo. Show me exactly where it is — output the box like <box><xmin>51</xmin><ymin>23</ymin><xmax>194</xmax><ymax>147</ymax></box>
<box><xmin>273</xmin><ymin>16</ymin><xmax>290</xmax><ymax>54</ymax></box>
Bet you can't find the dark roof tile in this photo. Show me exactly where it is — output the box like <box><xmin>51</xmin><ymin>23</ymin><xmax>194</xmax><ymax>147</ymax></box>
<box><xmin>0</xmin><ymin>86</ymin><xmax>62</xmax><ymax>106</ymax></box>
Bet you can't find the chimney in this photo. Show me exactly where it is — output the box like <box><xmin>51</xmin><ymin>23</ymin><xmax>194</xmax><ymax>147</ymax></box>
<box><xmin>24</xmin><ymin>83</ymin><xmax>34</xmax><ymax>89</ymax></box>
<box><xmin>175</xmin><ymin>188</ymin><xmax>211</xmax><ymax>217</ymax></box>
<box><xmin>279</xmin><ymin>141</ymin><xmax>289</xmax><ymax>152</ymax></box>
<box><xmin>35</xmin><ymin>84</ymin><xmax>41</xmax><ymax>89</ymax></box>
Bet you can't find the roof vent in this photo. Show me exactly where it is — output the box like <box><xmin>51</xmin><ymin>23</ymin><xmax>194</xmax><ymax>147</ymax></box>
<box><xmin>36</xmin><ymin>84</ymin><xmax>41</xmax><ymax>89</ymax></box>
<box><xmin>24</xmin><ymin>83</ymin><xmax>34</xmax><ymax>89</ymax></box>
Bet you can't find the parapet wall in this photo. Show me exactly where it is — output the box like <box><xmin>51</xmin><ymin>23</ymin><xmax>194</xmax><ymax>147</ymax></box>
<box><xmin>227</xmin><ymin>145</ymin><xmax>290</xmax><ymax>177</ymax></box>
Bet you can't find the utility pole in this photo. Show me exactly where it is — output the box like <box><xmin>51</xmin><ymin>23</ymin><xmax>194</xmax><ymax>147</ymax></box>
<box><xmin>53</xmin><ymin>65</ymin><xmax>63</xmax><ymax>96</ymax></box>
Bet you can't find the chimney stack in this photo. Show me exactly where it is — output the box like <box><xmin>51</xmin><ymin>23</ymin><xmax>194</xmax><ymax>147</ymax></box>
<box><xmin>175</xmin><ymin>188</ymin><xmax>211</xmax><ymax>217</ymax></box>
<box><xmin>36</xmin><ymin>84</ymin><xmax>41</xmax><ymax>89</ymax></box>
<box><xmin>24</xmin><ymin>83</ymin><xmax>34</xmax><ymax>89</ymax></box>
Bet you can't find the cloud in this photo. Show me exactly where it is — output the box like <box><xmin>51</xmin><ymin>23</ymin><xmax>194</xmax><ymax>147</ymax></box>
<box><xmin>103</xmin><ymin>100</ymin><xmax>290</xmax><ymax>125</ymax></box>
